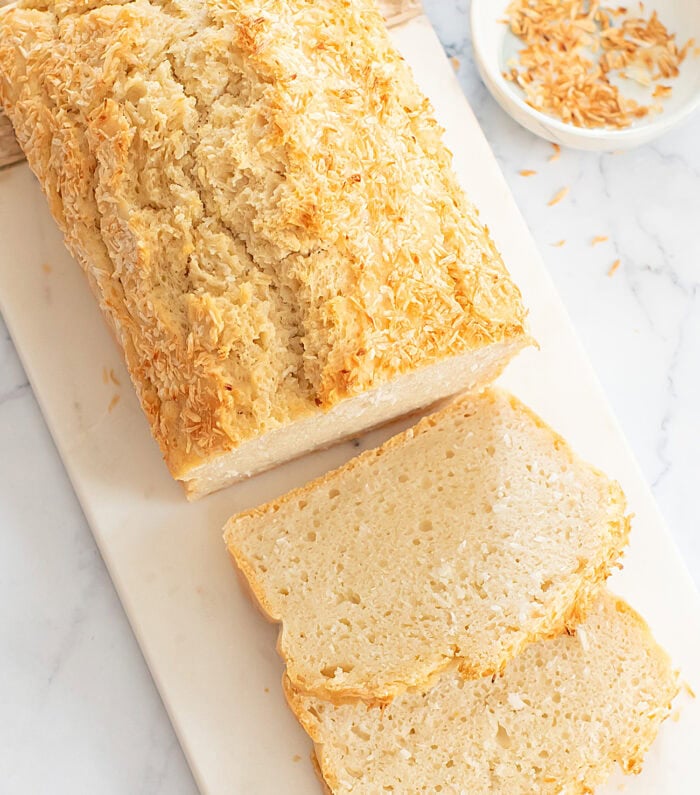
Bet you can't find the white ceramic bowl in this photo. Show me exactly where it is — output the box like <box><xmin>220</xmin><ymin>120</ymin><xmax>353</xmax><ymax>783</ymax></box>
<box><xmin>471</xmin><ymin>0</ymin><xmax>700</xmax><ymax>150</ymax></box>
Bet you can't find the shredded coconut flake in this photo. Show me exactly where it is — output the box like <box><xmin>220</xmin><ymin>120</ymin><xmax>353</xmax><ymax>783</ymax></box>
<box><xmin>548</xmin><ymin>187</ymin><xmax>569</xmax><ymax>206</ymax></box>
<box><xmin>504</xmin><ymin>0</ymin><xmax>690</xmax><ymax>129</ymax></box>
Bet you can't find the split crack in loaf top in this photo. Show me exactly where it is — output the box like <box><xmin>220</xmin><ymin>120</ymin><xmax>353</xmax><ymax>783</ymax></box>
<box><xmin>0</xmin><ymin>0</ymin><xmax>527</xmax><ymax>487</ymax></box>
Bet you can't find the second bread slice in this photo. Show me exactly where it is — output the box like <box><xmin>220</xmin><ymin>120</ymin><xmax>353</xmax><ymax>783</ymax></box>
<box><xmin>286</xmin><ymin>592</ymin><xmax>678</xmax><ymax>794</ymax></box>
<box><xmin>224</xmin><ymin>389</ymin><xmax>629</xmax><ymax>702</ymax></box>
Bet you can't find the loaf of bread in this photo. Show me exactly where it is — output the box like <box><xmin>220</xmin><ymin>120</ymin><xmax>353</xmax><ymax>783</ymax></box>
<box><xmin>224</xmin><ymin>389</ymin><xmax>629</xmax><ymax>703</ymax></box>
<box><xmin>0</xmin><ymin>0</ymin><xmax>530</xmax><ymax>498</ymax></box>
<box><xmin>286</xmin><ymin>592</ymin><xmax>678</xmax><ymax>794</ymax></box>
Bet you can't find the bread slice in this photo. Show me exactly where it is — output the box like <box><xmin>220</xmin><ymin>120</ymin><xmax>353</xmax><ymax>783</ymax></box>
<box><xmin>0</xmin><ymin>0</ymin><xmax>530</xmax><ymax>499</ymax></box>
<box><xmin>224</xmin><ymin>389</ymin><xmax>629</xmax><ymax>702</ymax></box>
<box><xmin>286</xmin><ymin>592</ymin><xmax>678</xmax><ymax>795</ymax></box>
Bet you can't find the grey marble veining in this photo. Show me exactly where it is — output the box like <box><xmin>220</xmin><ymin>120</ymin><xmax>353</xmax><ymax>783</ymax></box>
<box><xmin>0</xmin><ymin>2</ymin><xmax>698</xmax><ymax>792</ymax></box>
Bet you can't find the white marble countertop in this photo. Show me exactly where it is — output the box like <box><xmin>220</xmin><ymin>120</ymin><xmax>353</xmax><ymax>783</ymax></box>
<box><xmin>1</xmin><ymin>2</ymin><xmax>698</xmax><ymax>792</ymax></box>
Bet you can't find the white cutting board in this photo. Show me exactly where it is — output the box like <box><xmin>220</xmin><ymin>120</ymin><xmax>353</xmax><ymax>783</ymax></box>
<box><xmin>0</xmin><ymin>12</ymin><xmax>698</xmax><ymax>794</ymax></box>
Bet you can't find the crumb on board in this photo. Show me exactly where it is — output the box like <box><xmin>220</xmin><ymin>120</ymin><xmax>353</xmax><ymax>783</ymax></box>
<box><xmin>548</xmin><ymin>143</ymin><xmax>561</xmax><ymax>162</ymax></box>
<box><xmin>264</xmin><ymin>687</ymin><xmax>270</xmax><ymax>693</ymax></box>
<box><xmin>109</xmin><ymin>368</ymin><xmax>121</xmax><ymax>386</ymax></box>
<box><xmin>592</xmin><ymin>235</ymin><xmax>609</xmax><ymax>246</ymax></box>
<box><xmin>108</xmin><ymin>394</ymin><xmax>121</xmax><ymax>412</ymax></box>
<box><xmin>293</xmin><ymin>755</ymin><xmax>302</xmax><ymax>763</ymax></box>
<box><xmin>548</xmin><ymin>186</ymin><xmax>569</xmax><ymax>206</ymax></box>
<box><xmin>41</xmin><ymin>263</ymin><xmax>52</xmax><ymax>274</ymax></box>
<box><xmin>683</xmin><ymin>681</ymin><xmax>696</xmax><ymax>699</ymax></box>
<box><xmin>551</xmin><ymin>240</ymin><xmax>566</xmax><ymax>247</ymax></box>
<box><xmin>519</xmin><ymin>169</ymin><xmax>537</xmax><ymax>176</ymax></box>
<box><xmin>608</xmin><ymin>259</ymin><xmax>621</xmax><ymax>277</ymax></box>
<box><xmin>450</xmin><ymin>56</ymin><xmax>460</xmax><ymax>72</ymax></box>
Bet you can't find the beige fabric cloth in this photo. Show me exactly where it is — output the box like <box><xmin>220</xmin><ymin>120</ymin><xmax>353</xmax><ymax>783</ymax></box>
<box><xmin>380</xmin><ymin>0</ymin><xmax>422</xmax><ymax>25</ymax></box>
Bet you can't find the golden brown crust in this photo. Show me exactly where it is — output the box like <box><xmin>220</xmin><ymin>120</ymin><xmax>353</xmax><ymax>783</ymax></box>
<box><xmin>0</xmin><ymin>0</ymin><xmax>528</xmax><ymax>482</ymax></box>
<box><xmin>225</xmin><ymin>387</ymin><xmax>631</xmax><ymax>705</ymax></box>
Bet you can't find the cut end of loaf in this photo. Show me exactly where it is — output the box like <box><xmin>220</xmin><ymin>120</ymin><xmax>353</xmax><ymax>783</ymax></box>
<box><xmin>225</xmin><ymin>388</ymin><xmax>629</xmax><ymax>703</ymax></box>
<box><xmin>181</xmin><ymin>338</ymin><xmax>530</xmax><ymax>498</ymax></box>
<box><xmin>287</xmin><ymin>592</ymin><xmax>678</xmax><ymax>795</ymax></box>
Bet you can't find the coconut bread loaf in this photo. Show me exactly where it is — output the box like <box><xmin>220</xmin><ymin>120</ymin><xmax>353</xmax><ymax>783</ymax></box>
<box><xmin>287</xmin><ymin>592</ymin><xmax>678</xmax><ymax>795</ymax></box>
<box><xmin>224</xmin><ymin>389</ymin><xmax>629</xmax><ymax>703</ymax></box>
<box><xmin>0</xmin><ymin>0</ymin><xmax>530</xmax><ymax>498</ymax></box>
